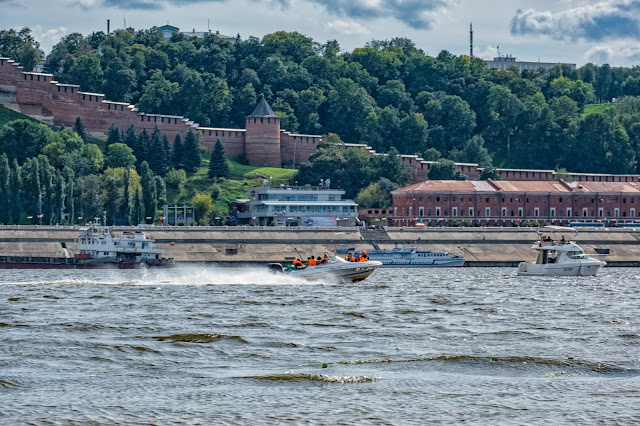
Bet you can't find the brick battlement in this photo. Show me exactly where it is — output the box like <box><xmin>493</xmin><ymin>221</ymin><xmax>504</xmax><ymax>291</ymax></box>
<box><xmin>0</xmin><ymin>56</ymin><xmax>323</xmax><ymax>167</ymax></box>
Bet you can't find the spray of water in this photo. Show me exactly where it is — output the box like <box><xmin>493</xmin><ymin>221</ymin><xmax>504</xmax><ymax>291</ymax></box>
<box><xmin>0</xmin><ymin>264</ymin><xmax>331</xmax><ymax>286</ymax></box>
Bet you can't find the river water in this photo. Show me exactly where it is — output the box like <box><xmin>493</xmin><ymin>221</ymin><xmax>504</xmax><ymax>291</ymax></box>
<box><xmin>1</xmin><ymin>265</ymin><xmax>639</xmax><ymax>424</ymax></box>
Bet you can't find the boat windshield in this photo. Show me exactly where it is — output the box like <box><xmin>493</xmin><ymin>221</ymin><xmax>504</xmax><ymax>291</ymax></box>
<box><xmin>567</xmin><ymin>251</ymin><xmax>588</xmax><ymax>259</ymax></box>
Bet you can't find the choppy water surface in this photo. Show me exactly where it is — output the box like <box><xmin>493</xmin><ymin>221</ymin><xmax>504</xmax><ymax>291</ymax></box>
<box><xmin>1</xmin><ymin>266</ymin><xmax>639</xmax><ymax>424</ymax></box>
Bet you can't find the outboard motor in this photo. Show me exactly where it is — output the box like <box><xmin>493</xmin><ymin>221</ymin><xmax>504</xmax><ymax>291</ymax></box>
<box><xmin>267</xmin><ymin>263</ymin><xmax>284</xmax><ymax>274</ymax></box>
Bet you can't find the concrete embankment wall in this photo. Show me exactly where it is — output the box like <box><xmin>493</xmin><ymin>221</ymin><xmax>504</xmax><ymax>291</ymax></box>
<box><xmin>1</xmin><ymin>226</ymin><xmax>640</xmax><ymax>265</ymax></box>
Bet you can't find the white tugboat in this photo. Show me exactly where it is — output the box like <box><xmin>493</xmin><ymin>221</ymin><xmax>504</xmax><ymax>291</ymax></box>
<box><xmin>517</xmin><ymin>226</ymin><xmax>606</xmax><ymax>276</ymax></box>
<box><xmin>0</xmin><ymin>225</ymin><xmax>174</xmax><ymax>269</ymax></box>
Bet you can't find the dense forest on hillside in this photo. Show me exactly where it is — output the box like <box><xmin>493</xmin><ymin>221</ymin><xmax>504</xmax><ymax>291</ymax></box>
<box><xmin>3</xmin><ymin>26</ymin><xmax>640</xmax><ymax>224</ymax></box>
<box><xmin>4</xmin><ymin>26</ymin><xmax>640</xmax><ymax>173</ymax></box>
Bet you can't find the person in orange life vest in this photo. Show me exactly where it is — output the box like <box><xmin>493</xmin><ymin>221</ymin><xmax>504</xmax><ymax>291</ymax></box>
<box><xmin>292</xmin><ymin>258</ymin><xmax>304</xmax><ymax>268</ymax></box>
<box><xmin>358</xmin><ymin>251</ymin><xmax>369</xmax><ymax>262</ymax></box>
<box><xmin>307</xmin><ymin>256</ymin><xmax>317</xmax><ymax>266</ymax></box>
<box><xmin>320</xmin><ymin>253</ymin><xmax>329</xmax><ymax>264</ymax></box>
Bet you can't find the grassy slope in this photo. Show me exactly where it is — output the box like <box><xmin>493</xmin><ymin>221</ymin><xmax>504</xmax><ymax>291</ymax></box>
<box><xmin>183</xmin><ymin>159</ymin><xmax>297</xmax><ymax>215</ymax></box>
<box><xmin>583</xmin><ymin>103</ymin><xmax>616</xmax><ymax>116</ymax></box>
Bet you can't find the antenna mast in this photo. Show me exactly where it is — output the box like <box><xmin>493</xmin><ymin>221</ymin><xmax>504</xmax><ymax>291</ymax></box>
<box><xmin>469</xmin><ymin>22</ymin><xmax>474</xmax><ymax>58</ymax></box>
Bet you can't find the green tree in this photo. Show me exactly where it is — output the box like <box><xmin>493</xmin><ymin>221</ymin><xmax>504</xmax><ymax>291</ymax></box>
<box><xmin>68</xmin><ymin>55</ymin><xmax>104</xmax><ymax>93</ymax></box>
<box><xmin>76</xmin><ymin>175</ymin><xmax>103</xmax><ymax>224</ymax></box>
<box><xmin>106</xmin><ymin>123</ymin><xmax>122</xmax><ymax>146</ymax></box>
<box><xmin>53</xmin><ymin>169</ymin><xmax>66</xmax><ymax>225</ymax></box>
<box><xmin>147</xmin><ymin>126</ymin><xmax>168</xmax><ymax>175</ymax></box>
<box><xmin>0</xmin><ymin>153</ymin><xmax>10</xmax><ymax>224</ymax></box>
<box><xmin>20</xmin><ymin>158</ymin><xmax>42</xmax><ymax>221</ymax></box>
<box><xmin>105</xmin><ymin>143</ymin><xmax>136</xmax><ymax>169</ymax></box>
<box><xmin>172</xmin><ymin>133</ymin><xmax>183</xmax><ymax>169</ymax></box>
<box><xmin>479</xmin><ymin>166</ymin><xmax>501</xmax><ymax>180</ymax></box>
<box><xmin>182</xmin><ymin>129</ymin><xmax>201</xmax><ymax>172</ymax></box>
<box><xmin>124</xmin><ymin>124</ymin><xmax>137</xmax><ymax>150</ymax></box>
<box><xmin>9</xmin><ymin>159</ymin><xmax>21</xmax><ymax>224</ymax></box>
<box><xmin>487</xmin><ymin>85</ymin><xmax>523</xmax><ymax>160</ymax></box>
<box><xmin>138</xmin><ymin>71</ymin><xmax>179</xmax><ymax>114</ymax></box>
<box><xmin>133</xmin><ymin>187</ymin><xmax>142</xmax><ymax>225</ymax></box>
<box><xmin>122</xmin><ymin>167</ymin><xmax>131</xmax><ymax>225</ymax></box>
<box><xmin>355</xmin><ymin>178</ymin><xmax>398</xmax><ymax>208</ymax></box>
<box><xmin>140</xmin><ymin>161</ymin><xmax>157</xmax><ymax>223</ymax></box>
<box><xmin>208</xmin><ymin>138</ymin><xmax>229</xmax><ymax>178</ymax></box>
<box><xmin>191</xmin><ymin>192</ymin><xmax>213</xmax><ymax>225</ymax></box>
<box><xmin>327</xmin><ymin>78</ymin><xmax>376</xmax><ymax>143</ymax></box>
<box><xmin>427</xmin><ymin>159</ymin><xmax>467</xmax><ymax>180</ymax></box>
<box><xmin>0</xmin><ymin>119</ymin><xmax>52</xmax><ymax>164</ymax></box>
<box><xmin>74</xmin><ymin>117</ymin><xmax>87</xmax><ymax>142</ymax></box>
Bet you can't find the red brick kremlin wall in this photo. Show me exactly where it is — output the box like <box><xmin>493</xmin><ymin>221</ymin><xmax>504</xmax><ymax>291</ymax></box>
<box><xmin>0</xmin><ymin>57</ymin><xmax>323</xmax><ymax>167</ymax></box>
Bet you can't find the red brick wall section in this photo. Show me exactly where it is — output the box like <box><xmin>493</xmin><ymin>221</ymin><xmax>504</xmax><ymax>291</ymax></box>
<box><xmin>280</xmin><ymin>131</ymin><xmax>322</xmax><ymax>167</ymax></box>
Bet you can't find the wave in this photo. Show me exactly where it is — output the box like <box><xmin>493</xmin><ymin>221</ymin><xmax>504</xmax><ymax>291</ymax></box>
<box><xmin>248</xmin><ymin>373</ymin><xmax>378</xmax><ymax>384</ymax></box>
<box><xmin>153</xmin><ymin>333</ymin><xmax>248</xmax><ymax>344</ymax></box>
<box><xmin>329</xmin><ymin>355</ymin><xmax>638</xmax><ymax>377</ymax></box>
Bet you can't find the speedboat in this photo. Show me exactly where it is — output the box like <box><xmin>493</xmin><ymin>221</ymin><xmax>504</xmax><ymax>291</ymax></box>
<box><xmin>268</xmin><ymin>256</ymin><xmax>382</xmax><ymax>282</ymax></box>
<box><xmin>517</xmin><ymin>226</ymin><xmax>606</xmax><ymax>276</ymax></box>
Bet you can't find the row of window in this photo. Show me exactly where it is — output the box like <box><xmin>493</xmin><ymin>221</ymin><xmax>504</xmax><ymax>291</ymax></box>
<box><xmin>409</xmin><ymin>195</ymin><xmax>639</xmax><ymax>204</ymax></box>
<box><xmin>254</xmin><ymin>205</ymin><xmax>355</xmax><ymax>213</ymax></box>
<box><xmin>409</xmin><ymin>206</ymin><xmax>634</xmax><ymax>218</ymax></box>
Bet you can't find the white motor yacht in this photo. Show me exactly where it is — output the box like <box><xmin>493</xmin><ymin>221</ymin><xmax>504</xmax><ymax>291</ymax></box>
<box><xmin>517</xmin><ymin>226</ymin><xmax>606</xmax><ymax>276</ymax></box>
<box><xmin>268</xmin><ymin>256</ymin><xmax>382</xmax><ymax>282</ymax></box>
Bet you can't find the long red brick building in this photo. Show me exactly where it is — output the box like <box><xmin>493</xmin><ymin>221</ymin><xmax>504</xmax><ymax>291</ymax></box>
<box><xmin>392</xmin><ymin>179</ymin><xmax>640</xmax><ymax>227</ymax></box>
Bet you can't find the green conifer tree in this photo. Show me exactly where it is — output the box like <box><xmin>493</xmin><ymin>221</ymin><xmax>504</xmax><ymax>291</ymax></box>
<box><xmin>74</xmin><ymin>117</ymin><xmax>87</xmax><ymax>142</ymax></box>
<box><xmin>106</xmin><ymin>123</ymin><xmax>122</xmax><ymax>146</ymax></box>
<box><xmin>0</xmin><ymin>153</ymin><xmax>10</xmax><ymax>224</ymax></box>
<box><xmin>124</xmin><ymin>124</ymin><xmax>137</xmax><ymax>150</ymax></box>
<box><xmin>140</xmin><ymin>161</ymin><xmax>157</xmax><ymax>223</ymax></box>
<box><xmin>208</xmin><ymin>138</ymin><xmax>229</xmax><ymax>178</ymax></box>
<box><xmin>172</xmin><ymin>133</ymin><xmax>183</xmax><ymax>169</ymax></box>
<box><xmin>9</xmin><ymin>159</ymin><xmax>21</xmax><ymax>224</ymax></box>
<box><xmin>182</xmin><ymin>129</ymin><xmax>201</xmax><ymax>172</ymax></box>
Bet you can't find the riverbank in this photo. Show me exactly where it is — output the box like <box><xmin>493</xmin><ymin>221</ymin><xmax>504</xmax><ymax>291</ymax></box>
<box><xmin>1</xmin><ymin>225</ymin><xmax>639</xmax><ymax>265</ymax></box>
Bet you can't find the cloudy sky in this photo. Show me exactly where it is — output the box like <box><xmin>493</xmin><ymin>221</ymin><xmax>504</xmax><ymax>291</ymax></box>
<box><xmin>2</xmin><ymin>0</ymin><xmax>640</xmax><ymax>66</ymax></box>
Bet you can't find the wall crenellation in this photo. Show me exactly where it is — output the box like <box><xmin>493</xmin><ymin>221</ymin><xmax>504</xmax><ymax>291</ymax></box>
<box><xmin>0</xmin><ymin>56</ymin><xmax>324</xmax><ymax>168</ymax></box>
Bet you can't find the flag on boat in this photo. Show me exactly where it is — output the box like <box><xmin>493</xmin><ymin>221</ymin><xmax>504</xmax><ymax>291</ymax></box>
<box><xmin>170</xmin><ymin>242</ymin><xmax>175</xmax><ymax>246</ymax></box>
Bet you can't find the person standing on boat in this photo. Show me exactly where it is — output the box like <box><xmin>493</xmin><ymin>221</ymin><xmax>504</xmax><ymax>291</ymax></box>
<box><xmin>550</xmin><ymin>251</ymin><xmax>557</xmax><ymax>263</ymax></box>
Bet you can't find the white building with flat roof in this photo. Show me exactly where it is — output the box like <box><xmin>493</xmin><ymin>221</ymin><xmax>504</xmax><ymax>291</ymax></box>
<box><xmin>485</xmin><ymin>55</ymin><xmax>576</xmax><ymax>72</ymax></box>
<box><xmin>236</xmin><ymin>183</ymin><xmax>358</xmax><ymax>227</ymax></box>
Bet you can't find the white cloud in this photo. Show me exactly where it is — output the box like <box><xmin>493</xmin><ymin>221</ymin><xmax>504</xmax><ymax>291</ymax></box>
<box><xmin>325</xmin><ymin>19</ymin><xmax>370</xmax><ymax>37</ymax></box>
<box><xmin>30</xmin><ymin>26</ymin><xmax>70</xmax><ymax>53</ymax></box>
<box><xmin>511</xmin><ymin>0</ymin><xmax>640</xmax><ymax>42</ymax></box>
<box><xmin>585</xmin><ymin>42</ymin><xmax>640</xmax><ymax>64</ymax></box>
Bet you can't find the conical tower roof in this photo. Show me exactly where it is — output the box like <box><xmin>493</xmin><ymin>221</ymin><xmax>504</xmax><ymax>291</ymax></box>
<box><xmin>247</xmin><ymin>96</ymin><xmax>279</xmax><ymax>118</ymax></box>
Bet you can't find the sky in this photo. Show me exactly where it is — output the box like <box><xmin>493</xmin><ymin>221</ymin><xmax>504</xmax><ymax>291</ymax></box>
<box><xmin>2</xmin><ymin>0</ymin><xmax>640</xmax><ymax>67</ymax></box>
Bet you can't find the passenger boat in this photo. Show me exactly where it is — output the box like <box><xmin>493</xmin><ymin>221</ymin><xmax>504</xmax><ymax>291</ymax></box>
<box><xmin>366</xmin><ymin>247</ymin><xmax>465</xmax><ymax>267</ymax></box>
<box><xmin>517</xmin><ymin>226</ymin><xmax>606</xmax><ymax>276</ymax></box>
<box><xmin>0</xmin><ymin>225</ymin><xmax>174</xmax><ymax>269</ymax></box>
<box><xmin>268</xmin><ymin>256</ymin><xmax>382</xmax><ymax>282</ymax></box>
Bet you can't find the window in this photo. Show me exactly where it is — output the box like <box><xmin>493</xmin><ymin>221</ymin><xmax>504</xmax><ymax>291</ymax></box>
<box><xmin>501</xmin><ymin>208</ymin><xmax>507</xmax><ymax>217</ymax></box>
<box><xmin>550</xmin><ymin>207</ymin><xmax>556</xmax><ymax>217</ymax></box>
<box><xmin>436</xmin><ymin>207</ymin><xmax>441</xmax><ymax>217</ymax></box>
<box><xmin>452</xmin><ymin>207</ymin><xmax>458</xmax><ymax>217</ymax></box>
<box><xmin>598</xmin><ymin>208</ymin><xmax>604</xmax><ymax>218</ymax></box>
<box><xmin>615</xmin><ymin>208</ymin><xmax>620</xmax><ymax>218</ymax></box>
<box><xmin>534</xmin><ymin>208</ymin><xmax>539</xmax><ymax>217</ymax></box>
<box><xmin>583</xmin><ymin>208</ymin><xmax>588</xmax><ymax>217</ymax></box>
<box><xmin>469</xmin><ymin>208</ymin><xmax>474</xmax><ymax>217</ymax></box>
<box><xmin>518</xmin><ymin>207</ymin><xmax>523</xmax><ymax>217</ymax></box>
<box><xmin>631</xmin><ymin>208</ymin><xmax>636</xmax><ymax>218</ymax></box>
<box><xmin>485</xmin><ymin>207</ymin><xmax>490</xmax><ymax>217</ymax></box>
<box><xmin>419</xmin><ymin>207</ymin><xmax>424</xmax><ymax>216</ymax></box>
<box><xmin>566</xmin><ymin>208</ymin><xmax>572</xmax><ymax>217</ymax></box>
